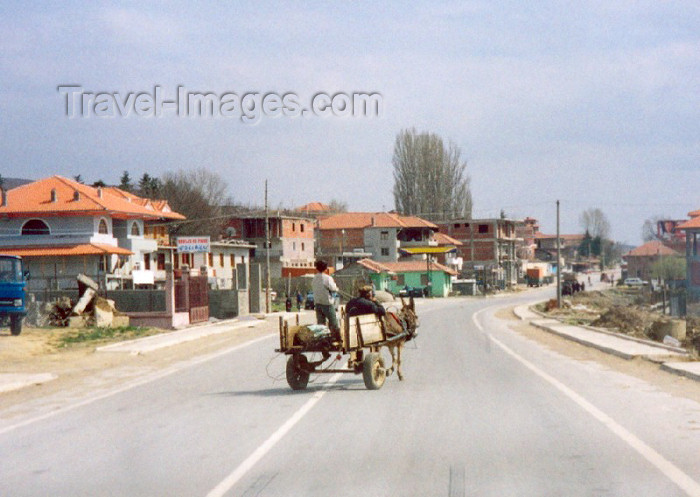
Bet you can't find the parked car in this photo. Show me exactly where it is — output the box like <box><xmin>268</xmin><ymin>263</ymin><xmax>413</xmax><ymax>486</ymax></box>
<box><xmin>399</xmin><ymin>286</ymin><xmax>424</xmax><ymax>298</ymax></box>
<box><xmin>623</xmin><ymin>277</ymin><xmax>647</xmax><ymax>287</ymax></box>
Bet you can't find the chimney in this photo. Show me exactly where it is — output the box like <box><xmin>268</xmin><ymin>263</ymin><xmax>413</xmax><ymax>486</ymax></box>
<box><xmin>371</xmin><ymin>216</ymin><xmax>375</xmax><ymax>227</ymax></box>
<box><xmin>73</xmin><ymin>190</ymin><xmax>80</xmax><ymax>201</ymax></box>
<box><xmin>1</xmin><ymin>187</ymin><xmax>6</xmax><ymax>207</ymax></box>
<box><xmin>51</xmin><ymin>189</ymin><xmax>57</xmax><ymax>203</ymax></box>
<box><xmin>97</xmin><ymin>187</ymin><xmax>103</xmax><ymax>198</ymax></box>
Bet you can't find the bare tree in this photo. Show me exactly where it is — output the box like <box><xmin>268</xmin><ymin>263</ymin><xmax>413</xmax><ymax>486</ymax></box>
<box><xmin>579</xmin><ymin>208</ymin><xmax>611</xmax><ymax>239</ymax></box>
<box><xmin>641</xmin><ymin>215</ymin><xmax>673</xmax><ymax>242</ymax></box>
<box><xmin>392</xmin><ymin>128</ymin><xmax>472</xmax><ymax>222</ymax></box>
<box><xmin>327</xmin><ymin>199</ymin><xmax>348</xmax><ymax>213</ymax></box>
<box><xmin>159</xmin><ymin>168</ymin><xmax>230</xmax><ymax>237</ymax></box>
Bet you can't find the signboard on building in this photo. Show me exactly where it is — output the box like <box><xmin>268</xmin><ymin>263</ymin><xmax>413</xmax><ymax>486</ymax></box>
<box><xmin>177</xmin><ymin>236</ymin><xmax>210</xmax><ymax>253</ymax></box>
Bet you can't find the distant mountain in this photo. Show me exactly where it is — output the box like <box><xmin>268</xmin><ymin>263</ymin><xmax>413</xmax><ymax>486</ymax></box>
<box><xmin>0</xmin><ymin>177</ymin><xmax>33</xmax><ymax>190</ymax></box>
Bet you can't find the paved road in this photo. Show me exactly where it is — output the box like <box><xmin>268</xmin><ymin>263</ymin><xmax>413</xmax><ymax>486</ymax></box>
<box><xmin>2</xmin><ymin>290</ymin><xmax>700</xmax><ymax>496</ymax></box>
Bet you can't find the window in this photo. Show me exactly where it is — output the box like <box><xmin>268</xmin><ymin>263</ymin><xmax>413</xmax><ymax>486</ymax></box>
<box><xmin>157</xmin><ymin>253</ymin><xmax>165</xmax><ymax>271</ymax></box>
<box><xmin>380</xmin><ymin>231</ymin><xmax>389</xmax><ymax>240</ymax></box>
<box><xmin>301</xmin><ymin>242</ymin><xmax>305</xmax><ymax>251</ymax></box>
<box><xmin>208</xmin><ymin>253</ymin><xmax>214</xmax><ymax>266</ymax></box>
<box><xmin>293</xmin><ymin>242</ymin><xmax>296</xmax><ymax>251</ymax></box>
<box><xmin>381</xmin><ymin>248</ymin><xmax>389</xmax><ymax>256</ymax></box>
<box><xmin>292</xmin><ymin>222</ymin><xmax>296</xmax><ymax>232</ymax></box>
<box><xmin>454</xmin><ymin>223</ymin><xmax>460</xmax><ymax>228</ymax></box>
<box><xmin>21</xmin><ymin>219</ymin><xmax>50</xmax><ymax>235</ymax></box>
<box><xmin>144</xmin><ymin>255</ymin><xmax>150</xmax><ymax>270</ymax></box>
<box><xmin>478</xmin><ymin>224</ymin><xmax>489</xmax><ymax>234</ymax></box>
<box><xmin>130</xmin><ymin>222</ymin><xmax>141</xmax><ymax>236</ymax></box>
<box><xmin>98</xmin><ymin>219</ymin><xmax>109</xmax><ymax>234</ymax></box>
<box><xmin>397</xmin><ymin>274</ymin><xmax>405</xmax><ymax>285</ymax></box>
<box><xmin>300</xmin><ymin>224</ymin><xmax>305</xmax><ymax>232</ymax></box>
<box><xmin>230</xmin><ymin>254</ymin><xmax>235</xmax><ymax>267</ymax></box>
<box><xmin>219</xmin><ymin>253</ymin><xmax>224</xmax><ymax>266</ymax></box>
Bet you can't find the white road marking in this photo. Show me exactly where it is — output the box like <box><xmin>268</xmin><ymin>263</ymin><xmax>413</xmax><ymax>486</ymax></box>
<box><xmin>0</xmin><ymin>334</ymin><xmax>276</xmax><ymax>437</ymax></box>
<box><xmin>473</xmin><ymin>307</ymin><xmax>700</xmax><ymax>497</ymax></box>
<box><xmin>206</xmin><ymin>372</ymin><xmax>343</xmax><ymax>497</ymax></box>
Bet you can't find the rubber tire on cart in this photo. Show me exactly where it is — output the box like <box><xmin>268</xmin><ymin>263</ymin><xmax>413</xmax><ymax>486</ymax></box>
<box><xmin>286</xmin><ymin>354</ymin><xmax>310</xmax><ymax>390</ymax></box>
<box><xmin>10</xmin><ymin>315</ymin><xmax>22</xmax><ymax>336</ymax></box>
<box><xmin>362</xmin><ymin>352</ymin><xmax>386</xmax><ymax>390</ymax></box>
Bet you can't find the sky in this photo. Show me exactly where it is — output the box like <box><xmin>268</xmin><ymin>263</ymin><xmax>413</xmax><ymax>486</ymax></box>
<box><xmin>1</xmin><ymin>1</ymin><xmax>698</xmax><ymax>244</ymax></box>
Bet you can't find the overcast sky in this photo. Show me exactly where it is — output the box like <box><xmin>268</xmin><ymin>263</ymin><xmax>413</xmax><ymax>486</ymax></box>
<box><xmin>1</xmin><ymin>1</ymin><xmax>698</xmax><ymax>244</ymax></box>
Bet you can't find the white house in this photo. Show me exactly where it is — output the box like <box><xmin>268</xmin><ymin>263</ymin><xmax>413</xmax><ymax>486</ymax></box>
<box><xmin>0</xmin><ymin>176</ymin><xmax>185</xmax><ymax>290</ymax></box>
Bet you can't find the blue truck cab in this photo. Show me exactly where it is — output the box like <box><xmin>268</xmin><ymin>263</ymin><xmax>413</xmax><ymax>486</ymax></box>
<box><xmin>0</xmin><ymin>255</ymin><xmax>29</xmax><ymax>335</ymax></box>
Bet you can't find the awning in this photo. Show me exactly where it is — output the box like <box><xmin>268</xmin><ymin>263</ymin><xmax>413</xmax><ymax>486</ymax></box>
<box><xmin>400</xmin><ymin>246</ymin><xmax>457</xmax><ymax>255</ymax></box>
<box><xmin>0</xmin><ymin>243</ymin><xmax>133</xmax><ymax>257</ymax></box>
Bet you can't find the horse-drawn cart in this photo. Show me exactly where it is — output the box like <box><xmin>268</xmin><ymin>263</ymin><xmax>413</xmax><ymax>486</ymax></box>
<box><xmin>276</xmin><ymin>306</ymin><xmax>415</xmax><ymax>391</ymax></box>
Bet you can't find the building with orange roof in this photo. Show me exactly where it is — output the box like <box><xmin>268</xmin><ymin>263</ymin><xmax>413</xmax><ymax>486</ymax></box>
<box><xmin>295</xmin><ymin>202</ymin><xmax>332</xmax><ymax>217</ymax></box>
<box><xmin>623</xmin><ymin>240</ymin><xmax>680</xmax><ymax>282</ymax></box>
<box><xmin>0</xmin><ymin>176</ymin><xmax>184</xmax><ymax>290</ymax></box>
<box><xmin>225</xmin><ymin>213</ymin><xmax>315</xmax><ymax>278</ymax></box>
<box><xmin>317</xmin><ymin>212</ymin><xmax>438</xmax><ymax>267</ymax></box>
<box><xmin>353</xmin><ymin>258</ymin><xmax>457</xmax><ymax>297</ymax></box>
<box><xmin>676</xmin><ymin>213</ymin><xmax>700</xmax><ymax>298</ymax></box>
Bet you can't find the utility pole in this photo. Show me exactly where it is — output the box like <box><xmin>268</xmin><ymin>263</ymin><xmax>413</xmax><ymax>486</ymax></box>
<box><xmin>264</xmin><ymin>180</ymin><xmax>271</xmax><ymax>313</ymax></box>
<box><xmin>556</xmin><ymin>200</ymin><xmax>561</xmax><ymax>308</ymax></box>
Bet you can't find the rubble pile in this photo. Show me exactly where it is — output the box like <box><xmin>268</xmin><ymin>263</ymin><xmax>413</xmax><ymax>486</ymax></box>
<box><xmin>33</xmin><ymin>274</ymin><xmax>129</xmax><ymax>329</ymax></box>
<box><xmin>591</xmin><ymin>305</ymin><xmax>656</xmax><ymax>337</ymax></box>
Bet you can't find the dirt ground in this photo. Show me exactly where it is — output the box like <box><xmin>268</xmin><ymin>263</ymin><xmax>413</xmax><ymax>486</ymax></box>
<box><xmin>534</xmin><ymin>289</ymin><xmax>700</xmax><ymax>354</ymax></box>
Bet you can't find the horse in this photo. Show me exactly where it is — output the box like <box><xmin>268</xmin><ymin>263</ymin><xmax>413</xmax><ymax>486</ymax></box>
<box><xmin>381</xmin><ymin>296</ymin><xmax>419</xmax><ymax>380</ymax></box>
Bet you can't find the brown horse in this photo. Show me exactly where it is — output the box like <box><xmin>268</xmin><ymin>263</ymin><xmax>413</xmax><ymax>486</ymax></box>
<box><xmin>382</xmin><ymin>296</ymin><xmax>419</xmax><ymax>380</ymax></box>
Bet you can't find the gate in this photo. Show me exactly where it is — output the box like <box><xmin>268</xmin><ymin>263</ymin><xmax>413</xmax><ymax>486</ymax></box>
<box><xmin>174</xmin><ymin>274</ymin><xmax>210</xmax><ymax>323</ymax></box>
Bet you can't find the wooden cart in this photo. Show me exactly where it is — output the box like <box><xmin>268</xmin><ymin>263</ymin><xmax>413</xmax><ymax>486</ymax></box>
<box><xmin>276</xmin><ymin>309</ymin><xmax>408</xmax><ymax>391</ymax></box>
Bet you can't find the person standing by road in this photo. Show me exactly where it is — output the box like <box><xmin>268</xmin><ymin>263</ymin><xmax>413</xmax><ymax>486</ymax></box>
<box><xmin>295</xmin><ymin>290</ymin><xmax>302</xmax><ymax>311</ymax></box>
<box><xmin>312</xmin><ymin>260</ymin><xmax>340</xmax><ymax>340</ymax></box>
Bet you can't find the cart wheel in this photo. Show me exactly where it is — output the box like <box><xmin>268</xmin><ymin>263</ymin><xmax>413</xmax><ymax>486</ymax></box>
<box><xmin>362</xmin><ymin>352</ymin><xmax>386</xmax><ymax>390</ymax></box>
<box><xmin>10</xmin><ymin>315</ymin><xmax>22</xmax><ymax>336</ymax></box>
<box><xmin>286</xmin><ymin>355</ymin><xmax>310</xmax><ymax>390</ymax></box>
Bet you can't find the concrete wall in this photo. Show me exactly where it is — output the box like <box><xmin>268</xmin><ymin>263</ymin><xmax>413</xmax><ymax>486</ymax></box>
<box><xmin>208</xmin><ymin>289</ymin><xmax>238</xmax><ymax>319</ymax></box>
<box><xmin>106</xmin><ymin>290</ymin><xmax>166</xmax><ymax>312</ymax></box>
<box><xmin>249</xmin><ymin>263</ymin><xmax>263</xmax><ymax>313</ymax></box>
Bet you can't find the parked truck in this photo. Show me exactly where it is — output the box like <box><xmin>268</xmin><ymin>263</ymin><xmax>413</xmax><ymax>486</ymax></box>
<box><xmin>526</xmin><ymin>267</ymin><xmax>545</xmax><ymax>287</ymax></box>
<box><xmin>0</xmin><ymin>255</ymin><xmax>29</xmax><ymax>335</ymax></box>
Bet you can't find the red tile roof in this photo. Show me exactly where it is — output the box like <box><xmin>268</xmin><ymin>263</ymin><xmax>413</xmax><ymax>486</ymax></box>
<box><xmin>434</xmin><ymin>232</ymin><xmax>462</xmax><ymax>246</ymax></box>
<box><xmin>319</xmin><ymin>212</ymin><xmax>437</xmax><ymax>230</ymax></box>
<box><xmin>624</xmin><ymin>240</ymin><xmax>679</xmax><ymax>257</ymax></box>
<box><xmin>677</xmin><ymin>216</ymin><xmax>700</xmax><ymax>230</ymax></box>
<box><xmin>358</xmin><ymin>258</ymin><xmax>458</xmax><ymax>276</ymax></box>
<box><xmin>296</xmin><ymin>202</ymin><xmax>331</xmax><ymax>213</ymax></box>
<box><xmin>0</xmin><ymin>243</ymin><xmax>133</xmax><ymax>257</ymax></box>
<box><xmin>0</xmin><ymin>176</ymin><xmax>185</xmax><ymax>220</ymax></box>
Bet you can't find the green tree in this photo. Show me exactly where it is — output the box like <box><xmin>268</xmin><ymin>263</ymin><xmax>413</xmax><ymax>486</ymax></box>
<box><xmin>392</xmin><ymin>128</ymin><xmax>472</xmax><ymax>222</ymax></box>
<box><xmin>579</xmin><ymin>230</ymin><xmax>593</xmax><ymax>257</ymax></box>
<box><xmin>119</xmin><ymin>171</ymin><xmax>133</xmax><ymax>191</ymax></box>
<box><xmin>650</xmin><ymin>256</ymin><xmax>686</xmax><ymax>282</ymax></box>
<box><xmin>92</xmin><ymin>179</ymin><xmax>106</xmax><ymax>188</ymax></box>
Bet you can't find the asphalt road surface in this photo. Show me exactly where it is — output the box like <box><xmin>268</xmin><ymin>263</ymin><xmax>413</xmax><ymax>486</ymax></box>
<box><xmin>2</xmin><ymin>290</ymin><xmax>700</xmax><ymax>496</ymax></box>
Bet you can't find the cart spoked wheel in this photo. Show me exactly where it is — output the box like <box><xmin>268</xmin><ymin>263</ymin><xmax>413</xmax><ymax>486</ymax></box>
<box><xmin>362</xmin><ymin>352</ymin><xmax>386</xmax><ymax>390</ymax></box>
<box><xmin>286</xmin><ymin>354</ymin><xmax>310</xmax><ymax>391</ymax></box>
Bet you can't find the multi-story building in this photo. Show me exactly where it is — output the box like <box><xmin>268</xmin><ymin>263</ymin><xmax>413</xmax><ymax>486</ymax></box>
<box><xmin>0</xmin><ymin>176</ymin><xmax>185</xmax><ymax>290</ymax></box>
<box><xmin>225</xmin><ymin>214</ymin><xmax>315</xmax><ymax>278</ymax></box>
<box><xmin>438</xmin><ymin>218</ymin><xmax>523</xmax><ymax>287</ymax></box>
<box><xmin>317</xmin><ymin>212</ymin><xmax>437</xmax><ymax>266</ymax></box>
